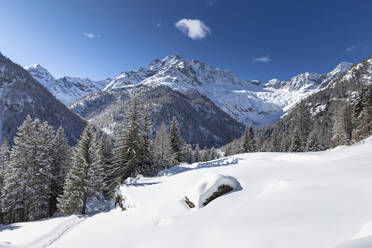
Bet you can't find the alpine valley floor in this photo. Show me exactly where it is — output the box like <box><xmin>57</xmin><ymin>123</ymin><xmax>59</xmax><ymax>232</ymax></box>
<box><xmin>1</xmin><ymin>137</ymin><xmax>372</xmax><ymax>248</ymax></box>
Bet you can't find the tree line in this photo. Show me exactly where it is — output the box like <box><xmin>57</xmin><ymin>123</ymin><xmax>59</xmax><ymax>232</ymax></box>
<box><xmin>0</xmin><ymin>97</ymin><xmax>220</xmax><ymax>224</ymax></box>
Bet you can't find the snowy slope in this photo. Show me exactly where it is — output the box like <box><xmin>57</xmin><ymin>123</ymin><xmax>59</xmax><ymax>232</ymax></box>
<box><xmin>2</xmin><ymin>137</ymin><xmax>372</xmax><ymax>248</ymax></box>
<box><xmin>103</xmin><ymin>55</ymin><xmax>351</xmax><ymax>126</ymax></box>
<box><xmin>26</xmin><ymin>64</ymin><xmax>111</xmax><ymax>105</ymax></box>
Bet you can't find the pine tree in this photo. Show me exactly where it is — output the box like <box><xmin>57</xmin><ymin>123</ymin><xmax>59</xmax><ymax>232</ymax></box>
<box><xmin>306</xmin><ymin>132</ymin><xmax>320</xmax><ymax>152</ymax></box>
<box><xmin>169</xmin><ymin>116</ymin><xmax>183</xmax><ymax>164</ymax></box>
<box><xmin>241</xmin><ymin>127</ymin><xmax>250</xmax><ymax>153</ymax></box>
<box><xmin>209</xmin><ymin>147</ymin><xmax>218</xmax><ymax>160</ymax></box>
<box><xmin>49</xmin><ymin>127</ymin><xmax>72</xmax><ymax>216</ymax></box>
<box><xmin>58</xmin><ymin>124</ymin><xmax>102</xmax><ymax>215</ymax></box>
<box><xmin>98</xmin><ymin>134</ymin><xmax>116</xmax><ymax>198</ymax></box>
<box><xmin>200</xmin><ymin>148</ymin><xmax>209</xmax><ymax>162</ymax></box>
<box><xmin>192</xmin><ymin>144</ymin><xmax>200</xmax><ymax>163</ymax></box>
<box><xmin>296</xmin><ymin>102</ymin><xmax>311</xmax><ymax>146</ymax></box>
<box><xmin>331</xmin><ymin>115</ymin><xmax>349</xmax><ymax>146</ymax></box>
<box><xmin>2</xmin><ymin>116</ymin><xmax>54</xmax><ymax>221</ymax></box>
<box><xmin>271</xmin><ymin>128</ymin><xmax>280</xmax><ymax>152</ymax></box>
<box><xmin>281</xmin><ymin>137</ymin><xmax>291</xmax><ymax>152</ymax></box>
<box><xmin>182</xmin><ymin>144</ymin><xmax>193</xmax><ymax>164</ymax></box>
<box><xmin>248</xmin><ymin>125</ymin><xmax>256</xmax><ymax>152</ymax></box>
<box><xmin>113</xmin><ymin>97</ymin><xmax>142</xmax><ymax>184</ymax></box>
<box><xmin>0</xmin><ymin>140</ymin><xmax>10</xmax><ymax>217</ymax></box>
<box><xmin>34</xmin><ymin>121</ymin><xmax>55</xmax><ymax>218</ymax></box>
<box><xmin>289</xmin><ymin>130</ymin><xmax>302</xmax><ymax>152</ymax></box>
<box><xmin>224</xmin><ymin>143</ymin><xmax>233</xmax><ymax>157</ymax></box>
<box><xmin>137</xmin><ymin>104</ymin><xmax>154</xmax><ymax>176</ymax></box>
<box><xmin>154</xmin><ymin>122</ymin><xmax>174</xmax><ymax>169</ymax></box>
<box><xmin>352</xmin><ymin>86</ymin><xmax>372</xmax><ymax>142</ymax></box>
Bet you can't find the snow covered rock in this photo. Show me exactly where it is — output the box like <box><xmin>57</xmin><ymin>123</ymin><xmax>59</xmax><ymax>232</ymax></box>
<box><xmin>185</xmin><ymin>173</ymin><xmax>241</xmax><ymax>208</ymax></box>
<box><xmin>26</xmin><ymin>64</ymin><xmax>111</xmax><ymax>105</ymax></box>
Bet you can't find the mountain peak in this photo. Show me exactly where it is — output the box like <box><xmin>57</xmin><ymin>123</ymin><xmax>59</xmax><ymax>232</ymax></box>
<box><xmin>333</xmin><ymin>61</ymin><xmax>353</xmax><ymax>72</ymax></box>
<box><xmin>25</xmin><ymin>63</ymin><xmax>49</xmax><ymax>73</ymax></box>
<box><xmin>327</xmin><ymin>61</ymin><xmax>352</xmax><ymax>79</ymax></box>
<box><xmin>163</xmin><ymin>54</ymin><xmax>183</xmax><ymax>62</ymax></box>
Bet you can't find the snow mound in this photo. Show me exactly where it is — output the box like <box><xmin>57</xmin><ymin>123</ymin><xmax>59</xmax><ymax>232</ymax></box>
<box><xmin>333</xmin><ymin>236</ymin><xmax>372</xmax><ymax>248</ymax></box>
<box><xmin>185</xmin><ymin>173</ymin><xmax>241</xmax><ymax>208</ymax></box>
<box><xmin>0</xmin><ymin>242</ymin><xmax>13</xmax><ymax>248</ymax></box>
<box><xmin>354</xmin><ymin>220</ymin><xmax>372</xmax><ymax>239</ymax></box>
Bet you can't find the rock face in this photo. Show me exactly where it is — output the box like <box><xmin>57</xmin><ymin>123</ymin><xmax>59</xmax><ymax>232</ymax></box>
<box><xmin>0</xmin><ymin>52</ymin><xmax>86</xmax><ymax>145</ymax></box>
<box><xmin>185</xmin><ymin>173</ymin><xmax>240</xmax><ymax>208</ymax></box>
<box><xmin>202</xmin><ymin>184</ymin><xmax>233</xmax><ymax>207</ymax></box>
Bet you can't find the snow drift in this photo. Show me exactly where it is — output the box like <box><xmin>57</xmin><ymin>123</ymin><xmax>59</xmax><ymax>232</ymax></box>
<box><xmin>1</xmin><ymin>137</ymin><xmax>372</xmax><ymax>248</ymax></box>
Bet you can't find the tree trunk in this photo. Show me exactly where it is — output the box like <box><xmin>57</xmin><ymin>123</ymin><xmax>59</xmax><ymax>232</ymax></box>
<box><xmin>82</xmin><ymin>195</ymin><xmax>87</xmax><ymax>215</ymax></box>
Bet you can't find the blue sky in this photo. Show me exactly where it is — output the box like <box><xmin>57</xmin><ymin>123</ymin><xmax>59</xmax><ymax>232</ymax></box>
<box><xmin>0</xmin><ymin>0</ymin><xmax>371</xmax><ymax>82</ymax></box>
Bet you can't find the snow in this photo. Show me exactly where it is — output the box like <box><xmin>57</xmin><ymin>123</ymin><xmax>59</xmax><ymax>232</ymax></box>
<box><xmin>102</xmin><ymin>55</ymin><xmax>351</xmax><ymax>127</ymax></box>
<box><xmin>2</xmin><ymin>137</ymin><xmax>372</xmax><ymax>248</ymax></box>
<box><xmin>185</xmin><ymin>173</ymin><xmax>241</xmax><ymax>208</ymax></box>
<box><xmin>0</xmin><ymin>216</ymin><xmax>82</xmax><ymax>247</ymax></box>
<box><xmin>25</xmin><ymin>64</ymin><xmax>111</xmax><ymax>105</ymax></box>
<box><xmin>26</xmin><ymin>56</ymin><xmax>354</xmax><ymax>127</ymax></box>
<box><xmin>310</xmin><ymin>104</ymin><xmax>327</xmax><ymax>117</ymax></box>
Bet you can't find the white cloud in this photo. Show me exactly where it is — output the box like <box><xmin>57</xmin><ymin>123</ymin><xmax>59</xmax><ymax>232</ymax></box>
<box><xmin>175</xmin><ymin>19</ymin><xmax>211</xmax><ymax>40</ymax></box>
<box><xmin>83</xmin><ymin>32</ymin><xmax>99</xmax><ymax>39</ymax></box>
<box><xmin>253</xmin><ymin>55</ymin><xmax>271</xmax><ymax>63</ymax></box>
<box><xmin>346</xmin><ymin>46</ymin><xmax>358</xmax><ymax>52</ymax></box>
<box><xmin>345</xmin><ymin>45</ymin><xmax>368</xmax><ymax>52</ymax></box>
<box><xmin>156</xmin><ymin>21</ymin><xmax>162</xmax><ymax>28</ymax></box>
<box><xmin>206</xmin><ymin>0</ymin><xmax>216</xmax><ymax>7</ymax></box>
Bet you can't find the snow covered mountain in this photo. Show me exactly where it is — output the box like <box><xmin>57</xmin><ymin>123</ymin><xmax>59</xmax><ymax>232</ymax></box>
<box><xmin>103</xmin><ymin>55</ymin><xmax>282</xmax><ymax>127</ymax></box>
<box><xmin>26</xmin><ymin>64</ymin><xmax>111</xmax><ymax>105</ymax></box>
<box><xmin>2</xmin><ymin>136</ymin><xmax>372</xmax><ymax>248</ymax></box>
<box><xmin>26</xmin><ymin>55</ymin><xmax>352</xmax><ymax>128</ymax></box>
<box><xmin>258</xmin><ymin>61</ymin><xmax>353</xmax><ymax>111</ymax></box>
<box><xmin>0</xmin><ymin>52</ymin><xmax>86</xmax><ymax>145</ymax></box>
<box><xmin>70</xmin><ymin>86</ymin><xmax>245</xmax><ymax>148</ymax></box>
<box><xmin>257</xmin><ymin>56</ymin><xmax>372</xmax><ymax>151</ymax></box>
<box><xmin>102</xmin><ymin>55</ymin><xmax>352</xmax><ymax>126</ymax></box>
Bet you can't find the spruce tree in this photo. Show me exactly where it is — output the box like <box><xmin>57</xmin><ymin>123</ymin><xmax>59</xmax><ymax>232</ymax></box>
<box><xmin>34</xmin><ymin>121</ymin><xmax>55</xmax><ymax>218</ymax></box>
<box><xmin>306</xmin><ymin>132</ymin><xmax>320</xmax><ymax>152</ymax></box>
<box><xmin>241</xmin><ymin>127</ymin><xmax>250</xmax><ymax>153</ymax></box>
<box><xmin>98</xmin><ymin>134</ymin><xmax>116</xmax><ymax>198</ymax></box>
<box><xmin>2</xmin><ymin>116</ymin><xmax>53</xmax><ymax>221</ymax></box>
<box><xmin>224</xmin><ymin>142</ymin><xmax>234</xmax><ymax>157</ymax></box>
<box><xmin>200</xmin><ymin>147</ymin><xmax>209</xmax><ymax>162</ymax></box>
<box><xmin>209</xmin><ymin>147</ymin><xmax>218</xmax><ymax>160</ymax></box>
<box><xmin>248</xmin><ymin>125</ymin><xmax>256</xmax><ymax>152</ymax></box>
<box><xmin>289</xmin><ymin>130</ymin><xmax>302</xmax><ymax>152</ymax></box>
<box><xmin>0</xmin><ymin>140</ymin><xmax>10</xmax><ymax>216</ymax></box>
<box><xmin>58</xmin><ymin>124</ymin><xmax>102</xmax><ymax>215</ymax></box>
<box><xmin>271</xmin><ymin>128</ymin><xmax>280</xmax><ymax>152</ymax></box>
<box><xmin>352</xmin><ymin>86</ymin><xmax>372</xmax><ymax>142</ymax></box>
<box><xmin>192</xmin><ymin>144</ymin><xmax>200</xmax><ymax>163</ymax></box>
<box><xmin>182</xmin><ymin>144</ymin><xmax>193</xmax><ymax>164</ymax></box>
<box><xmin>331</xmin><ymin>116</ymin><xmax>349</xmax><ymax>146</ymax></box>
<box><xmin>113</xmin><ymin>97</ymin><xmax>142</xmax><ymax>184</ymax></box>
<box><xmin>154</xmin><ymin>122</ymin><xmax>174</xmax><ymax>170</ymax></box>
<box><xmin>169</xmin><ymin>116</ymin><xmax>183</xmax><ymax>164</ymax></box>
<box><xmin>296</xmin><ymin>102</ymin><xmax>311</xmax><ymax>145</ymax></box>
<box><xmin>137</xmin><ymin>104</ymin><xmax>154</xmax><ymax>176</ymax></box>
<box><xmin>49</xmin><ymin>127</ymin><xmax>71</xmax><ymax>216</ymax></box>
